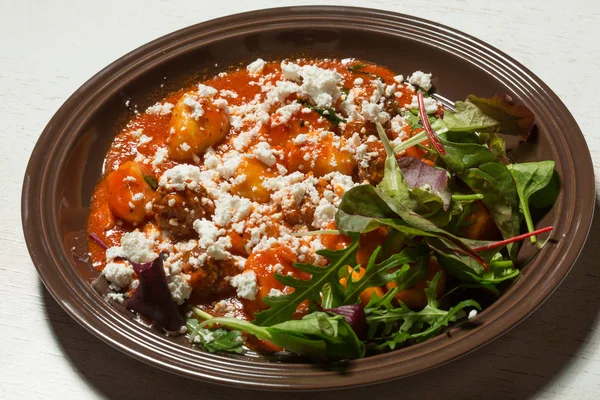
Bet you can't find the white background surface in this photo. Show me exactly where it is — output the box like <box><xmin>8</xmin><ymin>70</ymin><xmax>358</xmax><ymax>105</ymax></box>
<box><xmin>2</xmin><ymin>0</ymin><xmax>600</xmax><ymax>399</ymax></box>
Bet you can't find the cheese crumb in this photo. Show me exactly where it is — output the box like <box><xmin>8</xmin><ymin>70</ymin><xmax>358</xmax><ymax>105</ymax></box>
<box><xmin>247</xmin><ymin>58</ymin><xmax>266</xmax><ymax>75</ymax></box>
<box><xmin>230</xmin><ymin>271</ymin><xmax>258</xmax><ymax>300</ymax></box>
<box><xmin>102</xmin><ymin>262</ymin><xmax>134</xmax><ymax>289</ymax></box>
<box><xmin>408</xmin><ymin>71</ymin><xmax>433</xmax><ymax>91</ymax></box>
<box><xmin>146</xmin><ymin>102</ymin><xmax>174</xmax><ymax>115</ymax></box>
<box><xmin>168</xmin><ymin>274</ymin><xmax>192</xmax><ymax>305</ymax></box>
<box><xmin>105</xmin><ymin>230</ymin><xmax>157</xmax><ymax>264</ymax></box>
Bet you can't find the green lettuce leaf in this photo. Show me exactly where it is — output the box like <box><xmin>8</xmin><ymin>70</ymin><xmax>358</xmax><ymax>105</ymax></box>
<box><xmin>507</xmin><ymin>161</ymin><xmax>556</xmax><ymax>243</ymax></box>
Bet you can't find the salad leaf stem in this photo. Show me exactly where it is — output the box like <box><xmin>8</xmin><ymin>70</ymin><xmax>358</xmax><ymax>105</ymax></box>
<box><xmin>89</xmin><ymin>232</ymin><xmax>108</xmax><ymax>250</ymax></box>
<box><xmin>393</xmin><ymin>131</ymin><xmax>428</xmax><ymax>154</ymax></box>
<box><xmin>290</xmin><ymin>230</ymin><xmax>341</xmax><ymax>237</ymax></box>
<box><xmin>451</xmin><ymin>194</ymin><xmax>484</xmax><ymax>202</ymax></box>
<box><xmin>471</xmin><ymin>226</ymin><xmax>553</xmax><ymax>252</ymax></box>
<box><xmin>417</xmin><ymin>92</ymin><xmax>446</xmax><ymax>155</ymax></box>
<box><xmin>489</xmin><ymin>260</ymin><xmax>514</xmax><ymax>269</ymax></box>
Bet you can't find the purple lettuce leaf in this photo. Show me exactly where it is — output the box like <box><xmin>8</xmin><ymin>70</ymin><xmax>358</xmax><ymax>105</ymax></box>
<box><xmin>325</xmin><ymin>304</ymin><xmax>366</xmax><ymax>340</ymax></box>
<box><xmin>125</xmin><ymin>254</ymin><xmax>185</xmax><ymax>333</ymax></box>
<box><xmin>397</xmin><ymin>157</ymin><xmax>451</xmax><ymax>210</ymax></box>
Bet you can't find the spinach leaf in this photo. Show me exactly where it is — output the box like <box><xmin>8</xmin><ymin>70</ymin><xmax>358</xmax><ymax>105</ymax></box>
<box><xmin>439</xmin><ymin>94</ymin><xmax>534</xmax><ymax>140</ymax></box>
<box><xmin>252</xmin><ymin>240</ymin><xmax>359</xmax><ymax>326</ymax></box>
<box><xmin>335</xmin><ymin>181</ymin><xmax>488</xmax><ymax>269</ymax></box>
<box><xmin>335</xmin><ymin>185</ymin><xmax>396</xmax><ymax>234</ymax></box>
<box><xmin>194</xmin><ymin>309</ymin><xmax>365</xmax><ymax>360</ymax></box>
<box><xmin>507</xmin><ymin>161</ymin><xmax>556</xmax><ymax>243</ymax></box>
<box><xmin>442</xmin><ymin>101</ymin><xmax>499</xmax><ymax>133</ymax></box>
<box><xmin>424</xmin><ymin>236</ymin><xmax>518</xmax><ymax>293</ymax></box>
<box><xmin>467</xmin><ymin>94</ymin><xmax>535</xmax><ymax>140</ymax></box>
<box><xmin>530</xmin><ymin>169</ymin><xmax>560</xmax><ymax>209</ymax></box>
<box><xmin>438</xmin><ymin>136</ymin><xmax>521</xmax><ymax>258</ymax></box>
<box><xmin>344</xmin><ymin>246</ymin><xmax>428</xmax><ymax>304</ymax></box>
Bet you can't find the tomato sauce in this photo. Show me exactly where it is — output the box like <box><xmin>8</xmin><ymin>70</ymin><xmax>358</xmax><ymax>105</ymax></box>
<box><xmin>87</xmin><ymin>58</ymin><xmax>433</xmax><ymax>328</ymax></box>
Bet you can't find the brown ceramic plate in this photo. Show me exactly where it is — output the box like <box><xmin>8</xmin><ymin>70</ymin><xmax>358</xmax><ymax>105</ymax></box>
<box><xmin>22</xmin><ymin>6</ymin><xmax>594</xmax><ymax>390</ymax></box>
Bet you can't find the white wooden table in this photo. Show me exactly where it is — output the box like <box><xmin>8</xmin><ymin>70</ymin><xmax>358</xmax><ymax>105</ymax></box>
<box><xmin>2</xmin><ymin>0</ymin><xmax>600</xmax><ymax>398</ymax></box>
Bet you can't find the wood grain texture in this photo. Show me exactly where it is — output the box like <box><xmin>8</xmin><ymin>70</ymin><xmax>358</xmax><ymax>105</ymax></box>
<box><xmin>2</xmin><ymin>0</ymin><xmax>599</xmax><ymax>399</ymax></box>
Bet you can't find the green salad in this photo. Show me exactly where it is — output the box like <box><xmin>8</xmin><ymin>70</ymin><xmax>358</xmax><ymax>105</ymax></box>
<box><xmin>185</xmin><ymin>91</ymin><xmax>558</xmax><ymax>360</ymax></box>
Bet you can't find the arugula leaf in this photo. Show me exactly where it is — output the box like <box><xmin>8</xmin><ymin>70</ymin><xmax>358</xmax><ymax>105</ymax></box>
<box><xmin>366</xmin><ymin>272</ymin><xmax>481</xmax><ymax>349</ymax></box>
<box><xmin>252</xmin><ymin>240</ymin><xmax>359</xmax><ymax>326</ymax></box>
<box><xmin>344</xmin><ymin>246</ymin><xmax>428</xmax><ymax>304</ymax></box>
<box><xmin>507</xmin><ymin>161</ymin><xmax>556</xmax><ymax>243</ymax></box>
<box><xmin>187</xmin><ymin>319</ymin><xmax>244</xmax><ymax>354</ymax></box>
<box><xmin>195</xmin><ymin>309</ymin><xmax>365</xmax><ymax>360</ymax></box>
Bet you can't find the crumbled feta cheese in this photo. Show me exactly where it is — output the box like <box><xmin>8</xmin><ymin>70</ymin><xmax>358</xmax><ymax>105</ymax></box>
<box><xmin>106</xmin><ymin>230</ymin><xmax>157</xmax><ymax>264</ymax></box>
<box><xmin>159</xmin><ymin>164</ymin><xmax>202</xmax><ymax>191</ymax></box>
<box><xmin>138</xmin><ymin>135</ymin><xmax>152</xmax><ymax>145</ymax></box>
<box><xmin>252</xmin><ymin>142</ymin><xmax>277</xmax><ymax>166</ymax></box>
<box><xmin>146</xmin><ymin>102</ymin><xmax>174</xmax><ymax>115</ymax></box>
<box><xmin>230</xmin><ymin>271</ymin><xmax>258</xmax><ymax>300</ymax></box>
<box><xmin>247</xmin><ymin>58</ymin><xmax>266</xmax><ymax>75</ymax></box>
<box><xmin>313</xmin><ymin>199</ymin><xmax>337</xmax><ymax>228</ymax></box>
<box><xmin>280</xmin><ymin>61</ymin><xmax>342</xmax><ymax>108</ymax></box>
<box><xmin>408</xmin><ymin>71</ymin><xmax>433</xmax><ymax>91</ymax></box>
<box><xmin>393</xmin><ymin>74</ymin><xmax>404</xmax><ymax>84</ymax></box>
<box><xmin>192</xmin><ymin>218</ymin><xmax>232</xmax><ymax>261</ymax></box>
<box><xmin>102</xmin><ymin>261</ymin><xmax>134</xmax><ymax>289</ymax></box>
<box><xmin>197</xmin><ymin>84</ymin><xmax>218</xmax><ymax>97</ymax></box>
<box><xmin>180</xmin><ymin>142</ymin><xmax>191</xmax><ymax>152</ymax></box>
<box><xmin>183</xmin><ymin>96</ymin><xmax>204</xmax><ymax>119</ymax></box>
<box><xmin>168</xmin><ymin>274</ymin><xmax>192</xmax><ymax>305</ymax></box>
<box><xmin>268</xmin><ymin>288</ymin><xmax>284</xmax><ymax>297</ymax></box>
<box><xmin>131</xmin><ymin>193</ymin><xmax>144</xmax><ymax>201</ymax></box>
<box><xmin>406</xmin><ymin>95</ymin><xmax>438</xmax><ymax>114</ymax></box>
<box><xmin>213</xmin><ymin>194</ymin><xmax>252</xmax><ymax>227</ymax></box>
<box><xmin>106</xmin><ymin>292</ymin><xmax>125</xmax><ymax>304</ymax></box>
<box><xmin>468</xmin><ymin>310</ymin><xmax>478</xmax><ymax>320</ymax></box>
<box><xmin>293</xmin><ymin>134</ymin><xmax>308</xmax><ymax>145</ymax></box>
<box><xmin>151</xmin><ymin>147</ymin><xmax>169</xmax><ymax>167</ymax></box>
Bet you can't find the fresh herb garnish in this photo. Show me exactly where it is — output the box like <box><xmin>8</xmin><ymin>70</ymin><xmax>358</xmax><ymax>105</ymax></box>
<box><xmin>298</xmin><ymin>100</ymin><xmax>346</xmax><ymax>125</ymax></box>
<box><xmin>143</xmin><ymin>174</ymin><xmax>158</xmax><ymax>190</ymax></box>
